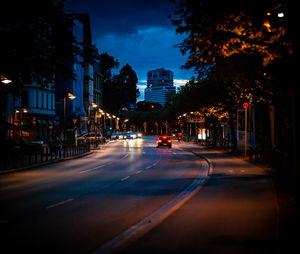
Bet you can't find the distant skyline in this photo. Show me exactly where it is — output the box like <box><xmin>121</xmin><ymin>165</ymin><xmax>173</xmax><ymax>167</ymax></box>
<box><xmin>64</xmin><ymin>0</ymin><xmax>196</xmax><ymax>100</ymax></box>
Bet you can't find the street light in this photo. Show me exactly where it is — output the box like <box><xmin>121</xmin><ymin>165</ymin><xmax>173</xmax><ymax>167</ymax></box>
<box><xmin>64</xmin><ymin>93</ymin><xmax>76</xmax><ymax>125</ymax></box>
<box><xmin>87</xmin><ymin>102</ymin><xmax>98</xmax><ymax>133</ymax></box>
<box><xmin>15</xmin><ymin>108</ymin><xmax>28</xmax><ymax>141</ymax></box>
<box><xmin>1</xmin><ymin>75</ymin><xmax>12</xmax><ymax>84</ymax></box>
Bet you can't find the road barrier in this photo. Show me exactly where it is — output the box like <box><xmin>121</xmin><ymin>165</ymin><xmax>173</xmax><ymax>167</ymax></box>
<box><xmin>0</xmin><ymin>143</ymin><xmax>90</xmax><ymax>171</ymax></box>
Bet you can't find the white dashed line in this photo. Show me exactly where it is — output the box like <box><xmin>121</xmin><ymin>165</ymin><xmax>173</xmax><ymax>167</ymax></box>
<box><xmin>122</xmin><ymin>154</ymin><xmax>129</xmax><ymax>159</ymax></box>
<box><xmin>121</xmin><ymin>176</ymin><xmax>130</xmax><ymax>181</ymax></box>
<box><xmin>79</xmin><ymin>162</ymin><xmax>112</xmax><ymax>174</ymax></box>
<box><xmin>46</xmin><ymin>198</ymin><xmax>74</xmax><ymax>209</ymax></box>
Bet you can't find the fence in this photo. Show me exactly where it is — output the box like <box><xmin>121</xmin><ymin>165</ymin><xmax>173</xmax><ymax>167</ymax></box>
<box><xmin>0</xmin><ymin>143</ymin><xmax>90</xmax><ymax>171</ymax></box>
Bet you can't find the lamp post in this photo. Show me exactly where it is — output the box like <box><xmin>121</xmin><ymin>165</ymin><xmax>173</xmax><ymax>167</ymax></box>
<box><xmin>64</xmin><ymin>93</ymin><xmax>76</xmax><ymax>125</ymax></box>
<box><xmin>243</xmin><ymin>102</ymin><xmax>249</xmax><ymax>157</ymax></box>
<box><xmin>116</xmin><ymin>117</ymin><xmax>120</xmax><ymax>131</ymax></box>
<box><xmin>63</xmin><ymin>93</ymin><xmax>76</xmax><ymax>144</ymax></box>
<box><xmin>88</xmin><ymin>102</ymin><xmax>97</xmax><ymax>133</ymax></box>
<box><xmin>15</xmin><ymin>108</ymin><xmax>28</xmax><ymax>141</ymax></box>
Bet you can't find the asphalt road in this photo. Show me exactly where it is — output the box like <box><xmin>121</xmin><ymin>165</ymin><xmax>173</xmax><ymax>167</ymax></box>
<box><xmin>0</xmin><ymin>136</ymin><xmax>208</xmax><ymax>253</ymax></box>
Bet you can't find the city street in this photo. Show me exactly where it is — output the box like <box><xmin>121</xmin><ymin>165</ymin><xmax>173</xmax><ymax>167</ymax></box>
<box><xmin>0</xmin><ymin>136</ymin><xmax>209</xmax><ymax>253</ymax></box>
<box><xmin>0</xmin><ymin>136</ymin><xmax>283</xmax><ymax>254</ymax></box>
<box><xmin>1</xmin><ymin>1</ymin><xmax>298</xmax><ymax>253</ymax></box>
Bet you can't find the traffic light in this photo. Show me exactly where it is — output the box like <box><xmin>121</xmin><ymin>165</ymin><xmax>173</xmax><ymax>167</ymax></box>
<box><xmin>151</xmin><ymin>105</ymin><xmax>155</xmax><ymax>109</ymax></box>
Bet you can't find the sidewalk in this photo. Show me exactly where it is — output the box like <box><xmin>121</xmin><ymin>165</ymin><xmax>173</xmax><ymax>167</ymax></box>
<box><xmin>184</xmin><ymin>144</ymin><xmax>298</xmax><ymax>254</ymax></box>
<box><xmin>122</xmin><ymin>142</ymin><xmax>298</xmax><ymax>254</ymax></box>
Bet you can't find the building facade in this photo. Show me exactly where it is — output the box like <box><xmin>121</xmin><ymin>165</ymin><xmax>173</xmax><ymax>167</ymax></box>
<box><xmin>55</xmin><ymin>15</ymin><xmax>87</xmax><ymax>133</ymax></box>
<box><xmin>144</xmin><ymin>68</ymin><xmax>176</xmax><ymax>106</ymax></box>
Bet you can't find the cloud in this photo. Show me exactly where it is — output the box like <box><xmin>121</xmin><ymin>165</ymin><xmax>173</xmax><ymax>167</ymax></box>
<box><xmin>65</xmin><ymin>0</ymin><xmax>175</xmax><ymax>37</ymax></box>
<box><xmin>137</xmin><ymin>79</ymin><xmax>188</xmax><ymax>101</ymax></box>
<box><xmin>96</xmin><ymin>26</ymin><xmax>195</xmax><ymax>81</ymax></box>
<box><xmin>65</xmin><ymin>0</ymin><xmax>197</xmax><ymax>103</ymax></box>
<box><xmin>174</xmin><ymin>79</ymin><xmax>189</xmax><ymax>88</ymax></box>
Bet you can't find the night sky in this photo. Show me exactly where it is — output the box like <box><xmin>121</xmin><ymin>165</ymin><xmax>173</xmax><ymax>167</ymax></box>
<box><xmin>64</xmin><ymin>0</ymin><xmax>196</xmax><ymax>100</ymax></box>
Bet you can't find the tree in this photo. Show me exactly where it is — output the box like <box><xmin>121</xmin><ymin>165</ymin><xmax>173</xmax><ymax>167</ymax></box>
<box><xmin>99</xmin><ymin>53</ymin><xmax>120</xmax><ymax>83</ymax></box>
<box><xmin>170</xmin><ymin>0</ymin><xmax>292</xmax><ymax>107</ymax></box>
<box><xmin>103</xmin><ymin>63</ymin><xmax>139</xmax><ymax>114</ymax></box>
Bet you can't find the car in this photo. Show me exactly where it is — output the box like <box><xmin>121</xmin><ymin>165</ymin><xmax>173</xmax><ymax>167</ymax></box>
<box><xmin>111</xmin><ymin>132</ymin><xmax>125</xmax><ymax>139</ymax></box>
<box><xmin>156</xmin><ymin>136</ymin><xmax>172</xmax><ymax>148</ymax></box>
<box><xmin>78</xmin><ymin>132</ymin><xmax>105</xmax><ymax>144</ymax></box>
<box><xmin>125</xmin><ymin>131</ymin><xmax>136</xmax><ymax>139</ymax></box>
<box><xmin>77</xmin><ymin>133</ymin><xmax>87</xmax><ymax>144</ymax></box>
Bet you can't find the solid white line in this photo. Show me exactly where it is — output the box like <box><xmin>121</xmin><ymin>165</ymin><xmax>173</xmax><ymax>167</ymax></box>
<box><xmin>46</xmin><ymin>198</ymin><xmax>74</xmax><ymax>209</ymax></box>
<box><xmin>92</xmin><ymin>158</ymin><xmax>211</xmax><ymax>254</ymax></box>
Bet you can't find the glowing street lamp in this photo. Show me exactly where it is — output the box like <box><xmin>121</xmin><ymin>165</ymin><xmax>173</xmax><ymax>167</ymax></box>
<box><xmin>1</xmin><ymin>75</ymin><xmax>12</xmax><ymax>84</ymax></box>
<box><xmin>64</xmin><ymin>93</ymin><xmax>76</xmax><ymax>125</ymax></box>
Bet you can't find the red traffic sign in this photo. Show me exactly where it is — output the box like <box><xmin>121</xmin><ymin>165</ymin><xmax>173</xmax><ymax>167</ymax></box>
<box><xmin>243</xmin><ymin>102</ymin><xmax>249</xmax><ymax>109</ymax></box>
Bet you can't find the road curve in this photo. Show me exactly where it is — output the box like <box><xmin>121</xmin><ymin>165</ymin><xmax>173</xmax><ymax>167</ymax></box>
<box><xmin>0</xmin><ymin>136</ymin><xmax>208</xmax><ymax>254</ymax></box>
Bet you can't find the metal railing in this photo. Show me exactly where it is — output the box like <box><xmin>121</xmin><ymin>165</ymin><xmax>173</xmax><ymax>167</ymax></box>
<box><xmin>0</xmin><ymin>143</ymin><xmax>90</xmax><ymax>171</ymax></box>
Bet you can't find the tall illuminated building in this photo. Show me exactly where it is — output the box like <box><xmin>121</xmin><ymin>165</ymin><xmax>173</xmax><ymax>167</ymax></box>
<box><xmin>144</xmin><ymin>68</ymin><xmax>176</xmax><ymax>106</ymax></box>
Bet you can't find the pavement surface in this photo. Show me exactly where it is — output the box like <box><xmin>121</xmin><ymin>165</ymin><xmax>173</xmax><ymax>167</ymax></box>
<box><xmin>121</xmin><ymin>141</ymin><xmax>298</xmax><ymax>254</ymax></box>
<box><xmin>0</xmin><ymin>138</ymin><xmax>297</xmax><ymax>254</ymax></box>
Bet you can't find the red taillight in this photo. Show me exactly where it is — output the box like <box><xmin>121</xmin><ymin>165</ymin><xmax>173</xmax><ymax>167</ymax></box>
<box><xmin>158</xmin><ymin>140</ymin><xmax>162</xmax><ymax>143</ymax></box>
<box><xmin>162</xmin><ymin>136</ymin><xmax>167</xmax><ymax>139</ymax></box>
<box><xmin>168</xmin><ymin>140</ymin><xmax>172</xmax><ymax>143</ymax></box>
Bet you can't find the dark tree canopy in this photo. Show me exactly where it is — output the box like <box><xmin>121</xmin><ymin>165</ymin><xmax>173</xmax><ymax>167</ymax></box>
<box><xmin>169</xmin><ymin>0</ymin><xmax>292</xmax><ymax>109</ymax></box>
<box><xmin>101</xmin><ymin>58</ymin><xmax>139</xmax><ymax>114</ymax></box>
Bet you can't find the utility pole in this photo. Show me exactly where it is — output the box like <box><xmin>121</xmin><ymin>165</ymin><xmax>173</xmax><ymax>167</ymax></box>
<box><xmin>243</xmin><ymin>102</ymin><xmax>249</xmax><ymax>157</ymax></box>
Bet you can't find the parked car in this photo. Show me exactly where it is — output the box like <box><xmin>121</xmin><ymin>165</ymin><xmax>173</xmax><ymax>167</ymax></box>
<box><xmin>77</xmin><ymin>134</ymin><xmax>88</xmax><ymax>144</ymax></box>
<box><xmin>156</xmin><ymin>136</ymin><xmax>172</xmax><ymax>148</ymax></box>
<box><xmin>77</xmin><ymin>133</ymin><xmax>105</xmax><ymax>144</ymax></box>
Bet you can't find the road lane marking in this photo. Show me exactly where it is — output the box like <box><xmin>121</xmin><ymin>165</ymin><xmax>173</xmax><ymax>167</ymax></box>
<box><xmin>121</xmin><ymin>176</ymin><xmax>130</xmax><ymax>181</ymax></box>
<box><xmin>121</xmin><ymin>154</ymin><xmax>129</xmax><ymax>159</ymax></box>
<box><xmin>92</xmin><ymin>156</ymin><xmax>211</xmax><ymax>254</ymax></box>
<box><xmin>79</xmin><ymin>162</ymin><xmax>113</xmax><ymax>174</ymax></box>
<box><xmin>135</xmin><ymin>170</ymin><xmax>142</xmax><ymax>175</ymax></box>
<box><xmin>46</xmin><ymin>198</ymin><xmax>74</xmax><ymax>209</ymax></box>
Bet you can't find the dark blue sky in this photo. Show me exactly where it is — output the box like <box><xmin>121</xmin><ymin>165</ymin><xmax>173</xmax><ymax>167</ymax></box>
<box><xmin>64</xmin><ymin>0</ymin><xmax>196</xmax><ymax>100</ymax></box>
